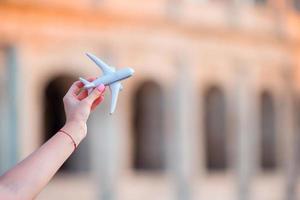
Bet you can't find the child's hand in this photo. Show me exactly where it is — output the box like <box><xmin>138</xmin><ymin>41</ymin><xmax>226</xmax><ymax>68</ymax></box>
<box><xmin>63</xmin><ymin>78</ymin><xmax>106</xmax><ymax>125</ymax></box>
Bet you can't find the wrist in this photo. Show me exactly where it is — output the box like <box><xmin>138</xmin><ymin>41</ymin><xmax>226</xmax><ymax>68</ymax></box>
<box><xmin>62</xmin><ymin>120</ymin><xmax>87</xmax><ymax>145</ymax></box>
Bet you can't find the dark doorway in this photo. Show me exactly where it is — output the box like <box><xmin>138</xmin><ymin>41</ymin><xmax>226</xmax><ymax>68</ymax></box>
<box><xmin>204</xmin><ymin>86</ymin><xmax>227</xmax><ymax>171</ymax></box>
<box><xmin>133</xmin><ymin>81</ymin><xmax>165</xmax><ymax>171</ymax></box>
<box><xmin>260</xmin><ymin>91</ymin><xmax>277</xmax><ymax>170</ymax></box>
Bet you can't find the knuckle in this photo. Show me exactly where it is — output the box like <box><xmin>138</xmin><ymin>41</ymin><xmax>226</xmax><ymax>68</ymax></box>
<box><xmin>94</xmin><ymin>90</ymin><xmax>101</xmax><ymax>96</ymax></box>
<box><xmin>63</xmin><ymin>95</ymin><xmax>71</xmax><ymax>103</ymax></box>
<box><xmin>90</xmin><ymin>91</ymin><xmax>99</xmax><ymax>99</ymax></box>
<box><xmin>72</xmin><ymin>81</ymin><xmax>79</xmax><ymax>86</ymax></box>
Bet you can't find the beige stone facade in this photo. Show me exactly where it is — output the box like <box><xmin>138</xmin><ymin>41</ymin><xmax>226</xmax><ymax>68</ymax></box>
<box><xmin>1</xmin><ymin>1</ymin><xmax>300</xmax><ymax>200</ymax></box>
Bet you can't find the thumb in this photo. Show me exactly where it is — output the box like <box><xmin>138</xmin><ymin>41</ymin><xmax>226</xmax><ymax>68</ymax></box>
<box><xmin>84</xmin><ymin>84</ymin><xmax>105</xmax><ymax>105</ymax></box>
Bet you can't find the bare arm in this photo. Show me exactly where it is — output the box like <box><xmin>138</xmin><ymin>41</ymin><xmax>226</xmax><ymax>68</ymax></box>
<box><xmin>0</xmin><ymin>80</ymin><xmax>105</xmax><ymax>199</ymax></box>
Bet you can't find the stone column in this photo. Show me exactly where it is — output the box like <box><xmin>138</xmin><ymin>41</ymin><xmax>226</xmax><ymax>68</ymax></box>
<box><xmin>89</xmin><ymin>102</ymin><xmax>120</xmax><ymax>200</ymax></box>
<box><xmin>167</xmin><ymin>61</ymin><xmax>193</xmax><ymax>200</ymax></box>
<box><xmin>235</xmin><ymin>67</ymin><xmax>254</xmax><ymax>200</ymax></box>
<box><xmin>282</xmin><ymin>67</ymin><xmax>297</xmax><ymax>200</ymax></box>
<box><xmin>0</xmin><ymin>46</ymin><xmax>19</xmax><ymax>174</ymax></box>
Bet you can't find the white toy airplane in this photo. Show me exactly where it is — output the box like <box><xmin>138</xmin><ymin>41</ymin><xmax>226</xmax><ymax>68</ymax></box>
<box><xmin>79</xmin><ymin>53</ymin><xmax>134</xmax><ymax>114</ymax></box>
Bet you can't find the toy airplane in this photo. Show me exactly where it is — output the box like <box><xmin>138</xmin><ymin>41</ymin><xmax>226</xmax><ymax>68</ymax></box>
<box><xmin>79</xmin><ymin>53</ymin><xmax>134</xmax><ymax>114</ymax></box>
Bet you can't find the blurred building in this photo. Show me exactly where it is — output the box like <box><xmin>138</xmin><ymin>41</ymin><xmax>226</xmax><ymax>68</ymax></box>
<box><xmin>1</xmin><ymin>0</ymin><xmax>300</xmax><ymax>200</ymax></box>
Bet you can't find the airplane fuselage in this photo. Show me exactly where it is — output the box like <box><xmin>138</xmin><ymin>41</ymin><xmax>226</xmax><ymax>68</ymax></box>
<box><xmin>80</xmin><ymin>53</ymin><xmax>135</xmax><ymax>114</ymax></box>
<box><xmin>85</xmin><ymin>68</ymin><xmax>134</xmax><ymax>89</ymax></box>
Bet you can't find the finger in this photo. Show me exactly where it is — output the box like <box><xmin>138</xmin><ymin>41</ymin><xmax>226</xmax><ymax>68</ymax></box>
<box><xmin>77</xmin><ymin>89</ymin><xmax>88</xmax><ymax>100</ymax></box>
<box><xmin>83</xmin><ymin>85</ymin><xmax>105</xmax><ymax>101</ymax></box>
<box><xmin>91</xmin><ymin>95</ymin><xmax>104</xmax><ymax>111</ymax></box>
<box><xmin>77</xmin><ymin>77</ymin><xmax>96</xmax><ymax>89</ymax></box>
<box><xmin>68</xmin><ymin>81</ymin><xmax>84</xmax><ymax>95</ymax></box>
<box><xmin>87</xmin><ymin>77</ymin><xmax>97</xmax><ymax>82</ymax></box>
<box><xmin>84</xmin><ymin>84</ymin><xmax>105</xmax><ymax>105</ymax></box>
<box><xmin>76</xmin><ymin>77</ymin><xmax>98</xmax><ymax>99</ymax></box>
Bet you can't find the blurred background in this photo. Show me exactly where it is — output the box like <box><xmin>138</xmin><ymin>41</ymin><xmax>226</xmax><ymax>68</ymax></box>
<box><xmin>1</xmin><ymin>0</ymin><xmax>300</xmax><ymax>199</ymax></box>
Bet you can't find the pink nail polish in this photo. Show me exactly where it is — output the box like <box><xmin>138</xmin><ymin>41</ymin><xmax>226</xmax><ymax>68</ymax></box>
<box><xmin>97</xmin><ymin>84</ymin><xmax>105</xmax><ymax>92</ymax></box>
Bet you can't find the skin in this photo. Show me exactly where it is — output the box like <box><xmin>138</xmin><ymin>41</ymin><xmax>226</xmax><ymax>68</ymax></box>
<box><xmin>0</xmin><ymin>78</ymin><xmax>106</xmax><ymax>200</ymax></box>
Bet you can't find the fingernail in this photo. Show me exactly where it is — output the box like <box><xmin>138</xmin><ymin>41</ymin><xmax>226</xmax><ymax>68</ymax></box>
<box><xmin>97</xmin><ymin>84</ymin><xmax>105</xmax><ymax>92</ymax></box>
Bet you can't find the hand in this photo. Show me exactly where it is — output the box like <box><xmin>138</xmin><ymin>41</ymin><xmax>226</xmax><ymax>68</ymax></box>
<box><xmin>63</xmin><ymin>78</ymin><xmax>106</xmax><ymax>125</ymax></box>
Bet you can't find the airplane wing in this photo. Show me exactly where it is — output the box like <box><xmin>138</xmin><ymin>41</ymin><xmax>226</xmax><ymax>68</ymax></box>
<box><xmin>86</xmin><ymin>53</ymin><xmax>115</xmax><ymax>75</ymax></box>
<box><xmin>109</xmin><ymin>81</ymin><xmax>122</xmax><ymax>114</ymax></box>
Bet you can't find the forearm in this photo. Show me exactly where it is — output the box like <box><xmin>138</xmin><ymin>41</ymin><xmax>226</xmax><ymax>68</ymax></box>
<box><xmin>0</xmin><ymin>121</ymin><xmax>86</xmax><ymax>199</ymax></box>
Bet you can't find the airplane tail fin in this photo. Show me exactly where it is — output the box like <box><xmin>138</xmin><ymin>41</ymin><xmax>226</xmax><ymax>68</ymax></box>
<box><xmin>79</xmin><ymin>77</ymin><xmax>96</xmax><ymax>90</ymax></box>
<box><xmin>79</xmin><ymin>77</ymin><xmax>95</xmax><ymax>89</ymax></box>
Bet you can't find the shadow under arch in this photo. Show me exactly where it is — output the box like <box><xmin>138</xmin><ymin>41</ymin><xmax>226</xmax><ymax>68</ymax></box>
<box><xmin>132</xmin><ymin>80</ymin><xmax>165</xmax><ymax>171</ymax></box>
<box><xmin>43</xmin><ymin>74</ymin><xmax>91</xmax><ymax>173</ymax></box>
<box><xmin>203</xmin><ymin>85</ymin><xmax>227</xmax><ymax>171</ymax></box>
<box><xmin>260</xmin><ymin>90</ymin><xmax>277</xmax><ymax>171</ymax></box>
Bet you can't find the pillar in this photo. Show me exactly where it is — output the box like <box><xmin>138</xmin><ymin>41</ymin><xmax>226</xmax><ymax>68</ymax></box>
<box><xmin>0</xmin><ymin>46</ymin><xmax>19</xmax><ymax>174</ymax></box>
<box><xmin>282</xmin><ymin>67</ymin><xmax>297</xmax><ymax>200</ymax></box>
<box><xmin>167</xmin><ymin>60</ymin><xmax>193</xmax><ymax>200</ymax></box>
<box><xmin>89</xmin><ymin>102</ymin><xmax>120</xmax><ymax>200</ymax></box>
<box><xmin>235</xmin><ymin>66</ymin><xmax>255</xmax><ymax>200</ymax></box>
